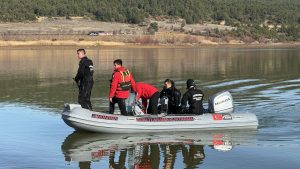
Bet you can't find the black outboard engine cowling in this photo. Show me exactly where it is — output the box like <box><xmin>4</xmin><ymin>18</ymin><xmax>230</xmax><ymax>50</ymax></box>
<box><xmin>208</xmin><ymin>91</ymin><xmax>234</xmax><ymax>114</ymax></box>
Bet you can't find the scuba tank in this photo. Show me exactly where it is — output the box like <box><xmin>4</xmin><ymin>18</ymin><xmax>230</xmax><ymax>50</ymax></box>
<box><xmin>125</xmin><ymin>92</ymin><xmax>146</xmax><ymax>115</ymax></box>
<box><xmin>125</xmin><ymin>92</ymin><xmax>136</xmax><ymax>114</ymax></box>
<box><xmin>134</xmin><ymin>100</ymin><xmax>145</xmax><ymax>115</ymax></box>
<box><xmin>160</xmin><ymin>96</ymin><xmax>169</xmax><ymax>113</ymax></box>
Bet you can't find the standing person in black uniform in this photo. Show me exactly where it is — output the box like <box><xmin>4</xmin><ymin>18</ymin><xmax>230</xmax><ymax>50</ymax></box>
<box><xmin>160</xmin><ymin>79</ymin><xmax>181</xmax><ymax>114</ymax></box>
<box><xmin>181</xmin><ymin>79</ymin><xmax>204</xmax><ymax>115</ymax></box>
<box><xmin>74</xmin><ymin>49</ymin><xmax>94</xmax><ymax>110</ymax></box>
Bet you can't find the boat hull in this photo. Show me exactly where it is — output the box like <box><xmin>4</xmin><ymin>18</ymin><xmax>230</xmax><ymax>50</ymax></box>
<box><xmin>62</xmin><ymin>104</ymin><xmax>258</xmax><ymax>133</ymax></box>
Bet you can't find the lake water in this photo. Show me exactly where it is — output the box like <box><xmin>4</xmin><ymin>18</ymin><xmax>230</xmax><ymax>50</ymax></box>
<box><xmin>0</xmin><ymin>46</ymin><xmax>300</xmax><ymax>169</ymax></box>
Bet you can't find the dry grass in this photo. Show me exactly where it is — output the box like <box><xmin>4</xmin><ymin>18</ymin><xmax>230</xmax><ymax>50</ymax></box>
<box><xmin>132</xmin><ymin>36</ymin><xmax>159</xmax><ymax>44</ymax></box>
<box><xmin>182</xmin><ymin>35</ymin><xmax>199</xmax><ymax>44</ymax></box>
<box><xmin>242</xmin><ymin>36</ymin><xmax>256</xmax><ymax>44</ymax></box>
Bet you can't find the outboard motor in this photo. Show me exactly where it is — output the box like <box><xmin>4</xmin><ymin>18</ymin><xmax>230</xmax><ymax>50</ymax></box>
<box><xmin>208</xmin><ymin>91</ymin><xmax>234</xmax><ymax>114</ymax></box>
<box><xmin>160</xmin><ymin>96</ymin><xmax>169</xmax><ymax>113</ymax></box>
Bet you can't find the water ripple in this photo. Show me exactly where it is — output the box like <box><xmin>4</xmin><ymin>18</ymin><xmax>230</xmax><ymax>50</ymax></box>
<box><xmin>206</xmin><ymin>79</ymin><xmax>259</xmax><ymax>88</ymax></box>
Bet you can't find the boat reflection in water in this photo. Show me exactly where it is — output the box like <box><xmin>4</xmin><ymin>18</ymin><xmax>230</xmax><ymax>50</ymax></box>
<box><xmin>61</xmin><ymin>130</ymin><xmax>257</xmax><ymax>169</ymax></box>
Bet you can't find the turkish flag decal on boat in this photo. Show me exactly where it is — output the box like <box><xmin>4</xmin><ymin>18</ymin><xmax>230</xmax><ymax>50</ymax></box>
<box><xmin>212</xmin><ymin>113</ymin><xmax>233</xmax><ymax>120</ymax></box>
<box><xmin>212</xmin><ymin>113</ymin><xmax>224</xmax><ymax>120</ymax></box>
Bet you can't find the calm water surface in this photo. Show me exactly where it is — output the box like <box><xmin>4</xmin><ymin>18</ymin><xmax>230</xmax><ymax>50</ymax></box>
<box><xmin>0</xmin><ymin>46</ymin><xmax>300</xmax><ymax>169</ymax></box>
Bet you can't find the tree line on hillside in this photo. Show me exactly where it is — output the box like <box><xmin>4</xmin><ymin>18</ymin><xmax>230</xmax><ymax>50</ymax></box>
<box><xmin>0</xmin><ymin>0</ymin><xmax>299</xmax><ymax>41</ymax></box>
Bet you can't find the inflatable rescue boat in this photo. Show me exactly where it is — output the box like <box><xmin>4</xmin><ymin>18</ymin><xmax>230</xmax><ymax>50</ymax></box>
<box><xmin>62</xmin><ymin>91</ymin><xmax>258</xmax><ymax>133</ymax></box>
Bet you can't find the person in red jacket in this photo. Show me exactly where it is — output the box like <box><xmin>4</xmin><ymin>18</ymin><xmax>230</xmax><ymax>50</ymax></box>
<box><xmin>135</xmin><ymin>82</ymin><xmax>160</xmax><ymax>115</ymax></box>
<box><xmin>109</xmin><ymin>59</ymin><xmax>136</xmax><ymax>116</ymax></box>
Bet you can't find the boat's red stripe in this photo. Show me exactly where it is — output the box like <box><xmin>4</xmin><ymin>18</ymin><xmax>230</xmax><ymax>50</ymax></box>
<box><xmin>91</xmin><ymin>114</ymin><xmax>118</xmax><ymax>121</ymax></box>
<box><xmin>136</xmin><ymin>117</ymin><xmax>194</xmax><ymax>122</ymax></box>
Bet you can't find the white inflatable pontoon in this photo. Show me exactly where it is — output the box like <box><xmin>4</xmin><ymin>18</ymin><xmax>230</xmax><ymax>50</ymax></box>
<box><xmin>62</xmin><ymin>91</ymin><xmax>258</xmax><ymax>133</ymax></box>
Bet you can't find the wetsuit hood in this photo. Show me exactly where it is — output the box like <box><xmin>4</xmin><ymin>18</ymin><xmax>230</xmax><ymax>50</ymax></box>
<box><xmin>186</xmin><ymin>79</ymin><xmax>196</xmax><ymax>89</ymax></box>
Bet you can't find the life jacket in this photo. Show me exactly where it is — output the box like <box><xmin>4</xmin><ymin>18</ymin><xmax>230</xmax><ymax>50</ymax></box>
<box><xmin>117</xmin><ymin>69</ymin><xmax>132</xmax><ymax>91</ymax></box>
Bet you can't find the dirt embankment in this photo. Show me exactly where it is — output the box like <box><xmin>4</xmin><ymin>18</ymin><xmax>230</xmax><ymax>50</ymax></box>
<box><xmin>0</xmin><ymin>17</ymin><xmax>299</xmax><ymax>47</ymax></box>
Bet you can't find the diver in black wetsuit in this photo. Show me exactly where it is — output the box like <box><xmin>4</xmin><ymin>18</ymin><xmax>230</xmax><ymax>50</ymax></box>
<box><xmin>181</xmin><ymin>79</ymin><xmax>204</xmax><ymax>115</ymax></box>
<box><xmin>160</xmin><ymin>79</ymin><xmax>181</xmax><ymax>114</ymax></box>
<box><xmin>74</xmin><ymin>49</ymin><xmax>94</xmax><ymax>110</ymax></box>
